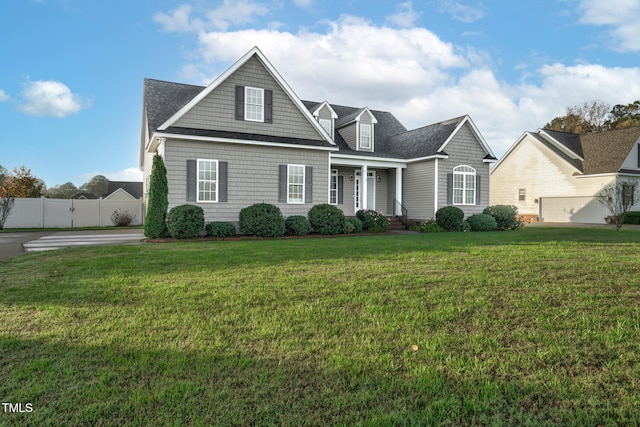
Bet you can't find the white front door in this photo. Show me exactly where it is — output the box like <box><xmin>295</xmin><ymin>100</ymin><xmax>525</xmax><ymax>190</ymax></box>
<box><xmin>354</xmin><ymin>170</ymin><xmax>375</xmax><ymax>212</ymax></box>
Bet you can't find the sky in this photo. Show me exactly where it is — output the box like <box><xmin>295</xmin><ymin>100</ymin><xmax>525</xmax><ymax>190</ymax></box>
<box><xmin>2</xmin><ymin>0</ymin><xmax>640</xmax><ymax>189</ymax></box>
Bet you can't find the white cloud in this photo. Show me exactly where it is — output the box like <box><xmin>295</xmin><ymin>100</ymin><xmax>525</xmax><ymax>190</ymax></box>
<box><xmin>578</xmin><ymin>0</ymin><xmax>640</xmax><ymax>51</ymax></box>
<box><xmin>386</xmin><ymin>1</ymin><xmax>419</xmax><ymax>28</ymax></box>
<box><xmin>155</xmin><ymin>6</ymin><xmax>640</xmax><ymax>158</ymax></box>
<box><xmin>0</xmin><ymin>89</ymin><xmax>10</xmax><ymax>102</ymax></box>
<box><xmin>292</xmin><ymin>0</ymin><xmax>313</xmax><ymax>9</ymax></box>
<box><xmin>155</xmin><ymin>0</ymin><xmax>269</xmax><ymax>33</ymax></box>
<box><xmin>19</xmin><ymin>80</ymin><xmax>88</xmax><ymax>118</ymax></box>
<box><xmin>438</xmin><ymin>0</ymin><xmax>484</xmax><ymax>23</ymax></box>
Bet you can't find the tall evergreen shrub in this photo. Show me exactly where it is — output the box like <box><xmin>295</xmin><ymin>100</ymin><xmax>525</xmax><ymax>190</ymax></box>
<box><xmin>144</xmin><ymin>153</ymin><xmax>169</xmax><ymax>238</ymax></box>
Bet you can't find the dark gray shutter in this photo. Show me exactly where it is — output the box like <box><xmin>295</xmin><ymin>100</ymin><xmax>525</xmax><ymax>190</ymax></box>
<box><xmin>637</xmin><ymin>143</ymin><xmax>640</xmax><ymax>167</ymax></box>
<box><xmin>235</xmin><ymin>86</ymin><xmax>245</xmax><ymax>120</ymax></box>
<box><xmin>338</xmin><ymin>175</ymin><xmax>344</xmax><ymax>204</ymax></box>
<box><xmin>187</xmin><ymin>160</ymin><xmax>197</xmax><ymax>202</ymax></box>
<box><xmin>446</xmin><ymin>173</ymin><xmax>453</xmax><ymax>205</ymax></box>
<box><xmin>219</xmin><ymin>161</ymin><xmax>228</xmax><ymax>202</ymax></box>
<box><xmin>475</xmin><ymin>175</ymin><xmax>481</xmax><ymax>205</ymax></box>
<box><xmin>305</xmin><ymin>166</ymin><xmax>313</xmax><ymax>203</ymax></box>
<box><xmin>264</xmin><ymin>89</ymin><xmax>273</xmax><ymax>123</ymax></box>
<box><xmin>278</xmin><ymin>165</ymin><xmax>287</xmax><ymax>203</ymax></box>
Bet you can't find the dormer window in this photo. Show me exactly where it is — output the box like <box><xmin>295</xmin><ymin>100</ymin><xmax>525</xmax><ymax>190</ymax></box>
<box><xmin>360</xmin><ymin>124</ymin><xmax>372</xmax><ymax>149</ymax></box>
<box><xmin>319</xmin><ymin>118</ymin><xmax>332</xmax><ymax>136</ymax></box>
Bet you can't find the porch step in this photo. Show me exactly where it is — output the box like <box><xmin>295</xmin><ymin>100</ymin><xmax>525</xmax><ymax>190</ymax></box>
<box><xmin>387</xmin><ymin>216</ymin><xmax>406</xmax><ymax>231</ymax></box>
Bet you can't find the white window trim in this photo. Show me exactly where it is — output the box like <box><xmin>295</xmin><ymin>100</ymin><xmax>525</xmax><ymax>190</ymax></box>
<box><xmin>197</xmin><ymin>159</ymin><xmax>219</xmax><ymax>203</ymax></box>
<box><xmin>360</xmin><ymin>123</ymin><xmax>372</xmax><ymax>150</ymax></box>
<box><xmin>453</xmin><ymin>165</ymin><xmax>476</xmax><ymax>205</ymax></box>
<box><xmin>319</xmin><ymin>118</ymin><xmax>333</xmax><ymax>138</ymax></box>
<box><xmin>287</xmin><ymin>164</ymin><xmax>305</xmax><ymax>204</ymax></box>
<box><xmin>329</xmin><ymin>169</ymin><xmax>338</xmax><ymax>205</ymax></box>
<box><xmin>244</xmin><ymin>86</ymin><xmax>264</xmax><ymax>122</ymax></box>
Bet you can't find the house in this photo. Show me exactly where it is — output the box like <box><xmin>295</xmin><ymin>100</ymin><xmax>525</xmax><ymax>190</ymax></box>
<box><xmin>490</xmin><ymin>127</ymin><xmax>640</xmax><ymax>223</ymax></box>
<box><xmin>71</xmin><ymin>191</ymin><xmax>98</xmax><ymax>200</ymax></box>
<box><xmin>105</xmin><ymin>181</ymin><xmax>143</xmax><ymax>201</ymax></box>
<box><xmin>140</xmin><ymin>47</ymin><xmax>496</xmax><ymax>226</ymax></box>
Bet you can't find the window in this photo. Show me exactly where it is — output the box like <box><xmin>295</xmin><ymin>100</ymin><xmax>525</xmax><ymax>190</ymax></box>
<box><xmin>288</xmin><ymin>165</ymin><xmax>305</xmax><ymax>204</ymax></box>
<box><xmin>319</xmin><ymin>119</ymin><xmax>332</xmax><ymax>137</ymax></box>
<box><xmin>329</xmin><ymin>169</ymin><xmax>338</xmax><ymax>204</ymax></box>
<box><xmin>622</xmin><ymin>183</ymin><xmax>635</xmax><ymax>206</ymax></box>
<box><xmin>245</xmin><ymin>86</ymin><xmax>264</xmax><ymax>122</ymax></box>
<box><xmin>453</xmin><ymin>165</ymin><xmax>476</xmax><ymax>205</ymax></box>
<box><xmin>360</xmin><ymin>124</ymin><xmax>372</xmax><ymax>149</ymax></box>
<box><xmin>519</xmin><ymin>188</ymin><xmax>526</xmax><ymax>201</ymax></box>
<box><xmin>197</xmin><ymin>159</ymin><xmax>218</xmax><ymax>202</ymax></box>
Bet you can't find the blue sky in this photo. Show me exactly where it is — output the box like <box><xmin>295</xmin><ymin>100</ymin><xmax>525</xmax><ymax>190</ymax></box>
<box><xmin>2</xmin><ymin>0</ymin><xmax>640</xmax><ymax>188</ymax></box>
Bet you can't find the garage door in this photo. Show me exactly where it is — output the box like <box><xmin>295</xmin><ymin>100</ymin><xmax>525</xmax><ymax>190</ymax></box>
<box><xmin>539</xmin><ymin>196</ymin><xmax>608</xmax><ymax>223</ymax></box>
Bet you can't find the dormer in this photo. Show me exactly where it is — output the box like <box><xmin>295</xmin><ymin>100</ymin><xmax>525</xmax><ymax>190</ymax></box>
<box><xmin>336</xmin><ymin>107</ymin><xmax>378</xmax><ymax>152</ymax></box>
<box><xmin>311</xmin><ymin>101</ymin><xmax>338</xmax><ymax>139</ymax></box>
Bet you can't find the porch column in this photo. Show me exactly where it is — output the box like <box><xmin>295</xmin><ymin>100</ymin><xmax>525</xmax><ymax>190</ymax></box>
<box><xmin>395</xmin><ymin>167</ymin><xmax>403</xmax><ymax>215</ymax></box>
<box><xmin>361</xmin><ymin>164</ymin><xmax>368</xmax><ymax>211</ymax></box>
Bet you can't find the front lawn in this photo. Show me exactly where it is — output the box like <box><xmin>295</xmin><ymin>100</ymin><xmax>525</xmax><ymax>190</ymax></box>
<box><xmin>1</xmin><ymin>228</ymin><xmax>639</xmax><ymax>425</ymax></box>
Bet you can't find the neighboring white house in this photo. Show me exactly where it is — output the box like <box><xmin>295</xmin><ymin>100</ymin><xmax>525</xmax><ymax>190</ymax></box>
<box><xmin>490</xmin><ymin>127</ymin><xmax>640</xmax><ymax>223</ymax></box>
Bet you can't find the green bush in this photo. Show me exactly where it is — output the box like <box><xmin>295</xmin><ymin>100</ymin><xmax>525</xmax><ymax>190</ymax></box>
<box><xmin>308</xmin><ymin>204</ymin><xmax>345</xmax><ymax>235</ymax></box>
<box><xmin>166</xmin><ymin>204</ymin><xmax>204</xmax><ymax>239</ymax></box>
<box><xmin>205</xmin><ymin>221</ymin><xmax>237</xmax><ymax>237</ymax></box>
<box><xmin>285</xmin><ymin>215</ymin><xmax>311</xmax><ymax>236</ymax></box>
<box><xmin>483</xmin><ymin>205</ymin><xmax>518</xmax><ymax>230</ymax></box>
<box><xmin>355</xmin><ymin>209</ymin><xmax>388</xmax><ymax>232</ymax></box>
<box><xmin>435</xmin><ymin>206</ymin><xmax>465</xmax><ymax>231</ymax></box>
<box><xmin>622</xmin><ymin>211</ymin><xmax>640</xmax><ymax>224</ymax></box>
<box><xmin>467</xmin><ymin>213</ymin><xmax>497</xmax><ymax>232</ymax></box>
<box><xmin>410</xmin><ymin>219</ymin><xmax>444</xmax><ymax>233</ymax></box>
<box><xmin>239</xmin><ymin>203</ymin><xmax>285</xmax><ymax>237</ymax></box>
<box><xmin>344</xmin><ymin>221</ymin><xmax>355</xmax><ymax>234</ymax></box>
<box><xmin>346</xmin><ymin>217</ymin><xmax>363</xmax><ymax>233</ymax></box>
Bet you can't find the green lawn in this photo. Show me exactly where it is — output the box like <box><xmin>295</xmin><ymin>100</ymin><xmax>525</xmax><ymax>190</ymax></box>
<box><xmin>1</xmin><ymin>228</ymin><xmax>639</xmax><ymax>426</ymax></box>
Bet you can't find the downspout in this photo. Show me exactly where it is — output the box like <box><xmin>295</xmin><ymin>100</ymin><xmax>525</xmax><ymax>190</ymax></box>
<box><xmin>434</xmin><ymin>158</ymin><xmax>439</xmax><ymax>217</ymax></box>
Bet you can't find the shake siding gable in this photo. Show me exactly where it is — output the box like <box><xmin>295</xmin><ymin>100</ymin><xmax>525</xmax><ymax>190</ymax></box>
<box><xmin>164</xmin><ymin>139</ymin><xmax>329</xmax><ymax>222</ymax></box>
<box><xmin>439</xmin><ymin>122</ymin><xmax>490</xmax><ymax>216</ymax></box>
<box><xmin>174</xmin><ymin>56</ymin><xmax>322</xmax><ymax>141</ymax></box>
<box><xmin>338</xmin><ymin>123</ymin><xmax>358</xmax><ymax>150</ymax></box>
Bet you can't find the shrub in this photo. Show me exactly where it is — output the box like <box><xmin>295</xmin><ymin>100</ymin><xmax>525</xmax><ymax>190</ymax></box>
<box><xmin>144</xmin><ymin>153</ymin><xmax>169</xmax><ymax>238</ymax></box>
<box><xmin>205</xmin><ymin>221</ymin><xmax>237</xmax><ymax>237</ymax></box>
<box><xmin>435</xmin><ymin>206</ymin><xmax>465</xmax><ymax>231</ymax></box>
<box><xmin>166</xmin><ymin>204</ymin><xmax>204</xmax><ymax>239</ymax></box>
<box><xmin>239</xmin><ymin>203</ymin><xmax>285</xmax><ymax>237</ymax></box>
<box><xmin>466</xmin><ymin>213</ymin><xmax>497</xmax><ymax>232</ymax></box>
<box><xmin>355</xmin><ymin>209</ymin><xmax>389</xmax><ymax>232</ymax></box>
<box><xmin>410</xmin><ymin>219</ymin><xmax>444</xmax><ymax>233</ymax></box>
<box><xmin>285</xmin><ymin>215</ymin><xmax>311</xmax><ymax>236</ymax></box>
<box><xmin>111</xmin><ymin>209</ymin><xmax>135</xmax><ymax>226</ymax></box>
<box><xmin>622</xmin><ymin>211</ymin><xmax>640</xmax><ymax>224</ymax></box>
<box><xmin>483</xmin><ymin>205</ymin><xmax>518</xmax><ymax>230</ymax></box>
<box><xmin>308</xmin><ymin>204</ymin><xmax>345</xmax><ymax>235</ymax></box>
<box><xmin>346</xmin><ymin>217</ymin><xmax>363</xmax><ymax>233</ymax></box>
<box><xmin>344</xmin><ymin>221</ymin><xmax>355</xmax><ymax>234</ymax></box>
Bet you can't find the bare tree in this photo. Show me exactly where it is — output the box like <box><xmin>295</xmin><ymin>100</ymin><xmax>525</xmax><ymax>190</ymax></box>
<box><xmin>597</xmin><ymin>179</ymin><xmax>640</xmax><ymax>231</ymax></box>
<box><xmin>0</xmin><ymin>196</ymin><xmax>14</xmax><ymax>230</ymax></box>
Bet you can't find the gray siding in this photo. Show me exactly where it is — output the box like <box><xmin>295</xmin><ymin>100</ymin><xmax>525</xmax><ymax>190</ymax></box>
<box><xmin>164</xmin><ymin>139</ymin><xmax>330</xmax><ymax>222</ymax></box>
<box><xmin>175</xmin><ymin>56</ymin><xmax>322</xmax><ymax>141</ymax></box>
<box><xmin>438</xmin><ymin>122</ymin><xmax>491</xmax><ymax>217</ymax></box>
<box><xmin>337</xmin><ymin>123</ymin><xmax>357</xmax><ymax>151</ymax></box>
<box><xmin>317</xmin><ymin>105</ymin><xmax>333</xmax><ymax>121</ymax></box>
<box><xmin>374</xmin><ymin>169</ymin><xmax>389</xmax><ymax>214</ymax></box>
<box><xmin>404</xmin><ymin>161</ymin><xmax>436</xmax><ymax>221</ymax></box>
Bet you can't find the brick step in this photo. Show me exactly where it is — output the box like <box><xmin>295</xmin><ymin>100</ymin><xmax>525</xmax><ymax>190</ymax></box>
<box><xmin>387</xmin><ymin>216</ymin><xmax>406</xmax><ymax>230</ymax></box>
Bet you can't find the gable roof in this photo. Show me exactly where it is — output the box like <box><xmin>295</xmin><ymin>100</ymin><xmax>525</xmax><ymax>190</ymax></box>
<box><xmin>106</xmin><ymin>181</ymin><xmax>143</xmax><ymax>199</ymax></box>
<box><xmin>143</xmin><ymin>79</ymin><xmax>204</xmax><ymax>139</ymax></box>
<box><xmin>493</xmin><ymin>126</ymin><xmax>640</xmax><ymax>176</ymax></box>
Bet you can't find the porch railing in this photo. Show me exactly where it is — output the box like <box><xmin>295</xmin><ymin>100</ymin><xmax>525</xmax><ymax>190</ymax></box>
<box><xmin>393</xmin><ymin>199</ymin><xmax>408</xmax><ymax>229</ymax></box>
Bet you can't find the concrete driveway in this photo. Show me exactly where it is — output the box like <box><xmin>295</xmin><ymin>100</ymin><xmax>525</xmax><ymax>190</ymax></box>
<box><xmin>0</xmin><ymin>229</ymin><xmax>145</xmax><ymax>260</ymax></box>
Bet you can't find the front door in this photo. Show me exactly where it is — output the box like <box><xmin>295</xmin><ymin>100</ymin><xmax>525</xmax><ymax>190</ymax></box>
<box><xmin>354</xmin><ymin>170</ymin><xmax>375</xmax><ymax>213</ymax></box>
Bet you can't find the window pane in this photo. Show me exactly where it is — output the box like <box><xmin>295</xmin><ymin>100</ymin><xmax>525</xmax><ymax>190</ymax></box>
<box><xmin>197</xmin><ymin>160</ymin><xmax>217</xmax><ymax>202</ymax></box>
<box><xmin>288</xmin><ymin>165</ymin><xmax>304</xmax><ymax>203</ymax></box>
<box><xmin>245</xmin><ymin>87</ymin><xmax>264</xmax><ymax>121</ymax></box>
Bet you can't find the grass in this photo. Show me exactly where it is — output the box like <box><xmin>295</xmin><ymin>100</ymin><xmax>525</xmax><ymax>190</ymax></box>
<box><xmin>1</xmin><ymin>227</ymin><xmax>639</xmax><ymax>426</ymax></box>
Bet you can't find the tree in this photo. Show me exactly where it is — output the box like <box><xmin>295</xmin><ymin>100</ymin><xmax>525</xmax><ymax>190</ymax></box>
<box><xmin>0</xmin><ymin>196</ymin><xmax>14</xmax><ymax>230</ymax></box>
<box><xmin>144</xmin><ymin>153</ymin><xmax>169</xmax><ymax>238</ymax></box>
<box><xmin>0</xmin><ymin>166</ymin><xmax>43</xmax><ymax>198</ymax></box>
<box><xmin>604</xmin><ymin>100</ymin><xmax>640</xmax><ymax>130</ymax></box>
<box><xmin>0</xmin><ymin>165</ymin><xmax>8</xmax><ymax>188</ymax></box>
<box><xmin>80</xmin><ymin>175</ymin><xmax>109</xmax><ymax>198</ymax></box>
<box><xmin>596</xmin><ymin>179</ymin><xmax>640</xmax><ymax>231</ymax></box>
<box><xmin>46</xmin><ymin>182</ymin><xmax>79</xmax><ymax>199</ymax></box>
<box><xmin>544</xmin><ymin>100</ymin><xmax>610</xmax><ymax>134</ymax></box>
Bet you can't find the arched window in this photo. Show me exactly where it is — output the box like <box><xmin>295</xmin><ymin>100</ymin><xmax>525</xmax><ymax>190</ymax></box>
<box><xmin>453</xmin><ymin>165</ymin><xmax>476</xmax><ymax>205</ymax></box>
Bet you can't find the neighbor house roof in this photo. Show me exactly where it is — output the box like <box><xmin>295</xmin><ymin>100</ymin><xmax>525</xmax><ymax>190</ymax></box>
<box><xmin>579</xmin><ymin>127</ymin><xmax>640</xmax><ymax>175</ymax></box>
<box><xmin>106</xmin><ymin>181</ymin><xmax>143</xmax><ymax>199</ymax></box>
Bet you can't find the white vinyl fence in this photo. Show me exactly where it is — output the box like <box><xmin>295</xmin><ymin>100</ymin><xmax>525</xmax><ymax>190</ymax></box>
<box><xmin>3</xmin><ymin>197</ymin><xmax>144</xmax><ymax>228</ymax></box>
